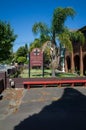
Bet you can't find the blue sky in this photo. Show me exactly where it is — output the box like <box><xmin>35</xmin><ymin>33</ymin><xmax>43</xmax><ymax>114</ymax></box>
<box><xmin>0</xmin><ymin>0</ymin><xmax>86</xmax><ymax>52</ymax></box>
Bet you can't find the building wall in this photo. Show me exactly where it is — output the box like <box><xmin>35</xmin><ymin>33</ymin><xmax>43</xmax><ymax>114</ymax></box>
<box><xmin>65</xmin><ymin>40</ymin><xmax>86</xmax><ymax>75</ymax></box>
<box><xmin>64</xmin><ymin>26</ymin><xmax>86</xmax><ymax>75</ymax></box>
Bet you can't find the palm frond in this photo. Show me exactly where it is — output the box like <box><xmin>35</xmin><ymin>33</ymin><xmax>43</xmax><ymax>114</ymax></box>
<box><xmin>59</xmin><ymin>32</ymin><xmax>73</xmax><ymax>52</ymax></box>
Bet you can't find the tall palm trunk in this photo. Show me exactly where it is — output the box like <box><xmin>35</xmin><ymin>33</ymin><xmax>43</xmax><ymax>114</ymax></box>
<box><xmin>51</xmin><ymin>37</ymin><xmax>58</xmax><ymax>77</ymax></box>
<box><xmin>80</xmin><ymin>45</ymin><xmax>83</xmax><ymax>76</ymax></box>
<box><xmin>71</xmin><ymin>50</ymin><xmax>74</xmax><ymax>73</ymax></box>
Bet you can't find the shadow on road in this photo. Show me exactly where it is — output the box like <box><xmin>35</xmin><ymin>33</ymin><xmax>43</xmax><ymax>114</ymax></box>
<box><xmin>14</xmin><ymin>88</ymin><xmax>86</xmax><ymax>130</ymax></box>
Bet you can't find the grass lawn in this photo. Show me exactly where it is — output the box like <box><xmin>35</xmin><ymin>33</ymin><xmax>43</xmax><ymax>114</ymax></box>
<box><xmin>20</xmin><ymin>69</ymin><xmax>77</xmax><ymax>78</ymax></box>
<box><xmin>55</xmin><ymin>71</ymin><xmax>78</xmax><ymax>77</ymax></box>
<box><xmin>20</xmin><ymin>69</ymin><xmax>51</xmax><ymax>78</ymax></box>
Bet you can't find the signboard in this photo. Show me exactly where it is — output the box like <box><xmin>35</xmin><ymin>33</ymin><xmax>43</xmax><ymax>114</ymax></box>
<box><xmin>30</xmin><ymin>48</ymin><xmax>43</xmax><ymax>68</ymax></box>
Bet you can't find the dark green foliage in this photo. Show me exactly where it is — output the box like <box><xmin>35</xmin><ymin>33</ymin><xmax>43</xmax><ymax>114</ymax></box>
<box><xmin>70</xmin><ymin>31</ymin><xmax>85</xmax><ymax>45</ymax></box>
<box><xmin>25</xmin><ymin>43</ymin><xmax>28</xmax><ymax>53</ymax></box>
<box><xmin>16</xmin><ymin>46</ymin><xmax>27</xmax><ymax>57</ymax></box>
<box><xmin>0</xmin><ymin>21</ymin><xmax>17</xmax><ymax>61</ymax></box>
<box><xmin>17</xmin><ymin>56</ymin><xmax>26</xmax><ymax>64</ymax></box>
<box><xmin>15</xmin><ymin>45</ymin><xmax>28</xmax><ymax>64</ymax></box>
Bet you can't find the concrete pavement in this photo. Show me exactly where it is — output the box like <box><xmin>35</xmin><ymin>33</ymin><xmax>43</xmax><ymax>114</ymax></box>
<box><xmin>0</xmin><ymin>87</ymin><xmax>86</xmax><ymax>130</ymax></box>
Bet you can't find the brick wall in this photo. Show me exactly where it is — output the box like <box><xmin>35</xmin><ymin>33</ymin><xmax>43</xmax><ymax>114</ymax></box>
<box><xmin>0</xmin><ymin>79</ymin><xmax>4</xmax><ymax>94</ymax></box>
<box><xmin>7</xmin><ymin>78</ymin><xmax>30</xmax><ymax>88</ymax></box>
<box><xmin>0</xmin><ymin>72</ymin><xmax>6</xmax><ymax>89</ymax></box>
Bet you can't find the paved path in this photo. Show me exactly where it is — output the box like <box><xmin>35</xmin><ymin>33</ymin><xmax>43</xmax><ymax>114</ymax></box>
<box><xmin>0</xmin><ymin>87</ymin><xmax>86</xmax><ymax>130</ymax></box>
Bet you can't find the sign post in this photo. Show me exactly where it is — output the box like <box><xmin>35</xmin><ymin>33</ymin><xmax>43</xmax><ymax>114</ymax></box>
<box><xmin>28</xmin><ymin>52</ymin><xmax>30</xmax><ymax>77</ymax></box>
<box><xmin>27</xmin><ymin>53</ymin><xmax>30</xmax><ymax>78</ymax></box>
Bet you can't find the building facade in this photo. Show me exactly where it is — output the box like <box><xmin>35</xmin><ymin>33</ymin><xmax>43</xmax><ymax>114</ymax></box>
<box><xmin>65</xmin><ymin>26</ymin><xmax>86</xmax><ymax>76</ymax></box>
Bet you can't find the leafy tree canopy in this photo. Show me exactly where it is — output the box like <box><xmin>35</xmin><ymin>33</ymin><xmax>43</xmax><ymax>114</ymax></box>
<box><xmin>15</xmin><ymin>44</ymin><xmax>29</xmax><ymax>64</ymax></box>
<box><xmin>0</xmin><ymin>21</ymin><xmax>17</xmax><ymax>61</ymax></box>
<box><xmin>17</xmin><ymin>56</ymin><xmax>26</xmax><ymax>64</ymax></box>
<box><xmin>16</xmin><ymin>46</ymin><xmax>27</xmax><ymax>57</ymax></box>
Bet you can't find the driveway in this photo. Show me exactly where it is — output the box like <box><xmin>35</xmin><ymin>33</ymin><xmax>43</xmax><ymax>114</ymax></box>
<box><xmin>0</xmin><ymin>87</ymin><xmax>86</xmax><ymax>130</ymax></box>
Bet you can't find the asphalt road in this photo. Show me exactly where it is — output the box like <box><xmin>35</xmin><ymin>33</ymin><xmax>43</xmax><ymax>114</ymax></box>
<box><xmin>0</xmin><ymin>87</ymin><xmax>86</xmax><ymax>130</ymax></box>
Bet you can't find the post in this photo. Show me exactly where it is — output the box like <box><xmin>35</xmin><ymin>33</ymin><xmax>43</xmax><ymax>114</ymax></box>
<box><xmin>42</xmin><ymin>52</ymin><xmax>44</xmax><ymax>77</ymax></box>
<box><xmin>80</xmin><ymin>46</ymin><xmax>83</xmax><ymax>76</ymax></box>
<box><xmin>71</xmin><ymin>51</ymin><xmax>74</xmax><ymax>73</ymax></box>
<box><xmin>60</xmin><ymin>44</ymin><xmax>65</xmax><ymax>72</ymax></box>
<box><xmin>27</xmin><ymin>52</ymin><xmax>30</xmax><ymax>78</ymax></box>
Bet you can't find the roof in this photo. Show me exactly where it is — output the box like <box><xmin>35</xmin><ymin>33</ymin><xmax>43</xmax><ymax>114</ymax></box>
<box><xmin>78</xmin><ymin>26</ymin><xmax>86</xmax><ymax>32</ymax></box>
<box><xmin>78</xmin><ymin>26</ymin><xmax>86</xmax><ymax>37</ymax></box>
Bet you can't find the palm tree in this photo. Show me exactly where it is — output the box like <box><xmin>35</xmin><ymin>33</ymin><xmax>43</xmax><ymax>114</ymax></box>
<box><xmin>32</xmin><ymin>7</ymin><xmax>75</xmax><ymax>77</ymax></box>
<box><xmin>29</xmin><ymin>39</ymin><xmax>41</xmax><ymax>52</ymax></box>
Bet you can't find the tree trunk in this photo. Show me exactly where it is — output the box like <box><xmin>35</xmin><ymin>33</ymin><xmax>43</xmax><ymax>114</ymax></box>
<box><xmin>80</xmin><ymin>45</ymin><xmax>83</xmax><ymax>76</ymax></box>
<box><xmin>71</xmin><ymin>51</ymin><xmax>74</xmax><ymax>73</ymax></box>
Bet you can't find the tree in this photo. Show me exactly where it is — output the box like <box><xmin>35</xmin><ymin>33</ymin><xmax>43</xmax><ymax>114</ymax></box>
<box><xmin>0</xmin><ymin>21</ymin><xmax>17</xmax><ymax>62</ymax></box>
<box><xmin>17</xmin><ymin>56</ymin><xmax>26</xmax><ymax>64</ymax></box>
<box><xmin>32</xmin><ymin>7</ymin><xmax>75</xmax><ymax>76</ymax></box>
<box><xmin>15</xmin><ymin>46</ymin><xmax>28</xmax><ymax>63</ymax></box>
<box><xmin>16</xmin><ymin>46</ymin><xmax>27</xmax><ymax>57</ymax></box>
<box><xmin>25</xmin><ymin>43</ymin><xmax>28</xmax><ymax>54</ymax></box>
<box><xmin>29</xmin><ymin>39</ymin><xmax>41</xmax><ymax>52</ymax></box>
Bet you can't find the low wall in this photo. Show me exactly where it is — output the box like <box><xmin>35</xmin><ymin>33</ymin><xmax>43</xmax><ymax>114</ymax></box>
<box><xmin>7</xmin><ymin>77</ymin><xmax>86</xmax><ymax>88</ymax></box>
<box><xmin>1</xmin><ymin>71</ymin><xmax>86</xmax><ymax>88</ymax></box>
<box><xmin>0</xmin><ymin>72</ymin><xmax>6</xmax><ymax>94</ymax></box>
<box><xmin>7</xmin><ymin>77</ymin><xmax>60</xmax><ymax>88</ymax></box>
<box><xmin>0</xmin><ymin>79</ymin><xmax>4</xmax><ymax>94</ymax></box>
<box><xmin>7</xmin><ymin>78</ymin><xmax>30</xmax><ymax>88</ymax></box>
